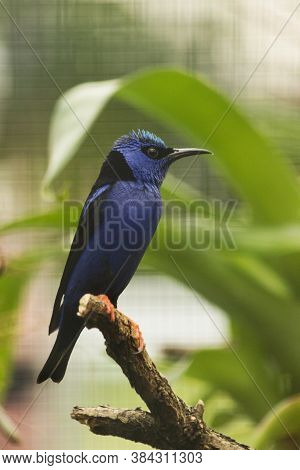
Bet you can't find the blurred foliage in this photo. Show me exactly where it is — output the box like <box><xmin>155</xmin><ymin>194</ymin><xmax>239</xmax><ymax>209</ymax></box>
<box><xmin>0</xmin><ymin>249</ymin><xmax>60</xmax><ymax>398</ymax></box>
<box><xmin>0</xmin><ymin>249</ymin><xmax>61</xmax><ymax>441</ymax></box>
<box><xmin>1</xmin><ymin>67</ymin><xmax>300</xmax><ymax>449</ymax></box>
<box><xmin>253</xmin><ymin>395</ymin><xmax>300</xmax><ymax>449</ymax></box>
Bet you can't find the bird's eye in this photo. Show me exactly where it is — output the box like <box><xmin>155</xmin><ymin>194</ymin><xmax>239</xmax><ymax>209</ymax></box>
<box><xmin>146</xmin><ymin>146</ymin><xmax>159</xmax><ymax>159</ymax></box>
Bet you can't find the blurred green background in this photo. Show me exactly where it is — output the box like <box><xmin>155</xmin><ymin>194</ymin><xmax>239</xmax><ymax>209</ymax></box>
<box><xmin>0</xmin><ymin>0</ymin><xmax>300</xmax><ymax>450</ymax></box>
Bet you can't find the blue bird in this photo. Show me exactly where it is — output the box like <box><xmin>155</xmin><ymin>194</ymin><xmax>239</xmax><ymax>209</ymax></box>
<box><xmin>37</xmin><ymin>130</ymin><xmax>211</xmax><ymax>383</ymax></box>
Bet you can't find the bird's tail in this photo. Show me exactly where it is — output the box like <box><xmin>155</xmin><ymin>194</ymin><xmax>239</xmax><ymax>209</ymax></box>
<box><xmin>37</xmin><ymin>322</ymin><xmax>83</xmax><ymax>384</ymax></box>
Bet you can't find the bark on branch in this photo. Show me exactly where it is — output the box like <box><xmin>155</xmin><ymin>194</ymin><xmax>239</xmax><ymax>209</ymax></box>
<box><xmin>71</xmin><ymin>294</ymin><xmax>250</xmax><ymax>450</ymax></box>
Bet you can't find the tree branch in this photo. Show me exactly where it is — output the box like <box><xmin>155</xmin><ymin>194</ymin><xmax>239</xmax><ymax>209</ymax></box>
<box><xmin>72</xmin><ymin>406</ymin><xmax>163</xmax><ymax>449</ymax></box>
<box><xmin>71</xmin><ymin>294</ymin><xmax>250</xmax><ymax>450</ymax></box>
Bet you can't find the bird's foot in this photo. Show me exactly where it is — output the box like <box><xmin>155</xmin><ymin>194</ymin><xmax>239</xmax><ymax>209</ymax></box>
<box><xmin>97</xmin><ymin>294</ymin><xmax>115</xmax><ymax>322</ymax></box>
<box><xmin>128</xmin><ymin>318</ymin><xmax>145</xmax><ymax>353</ymax></box>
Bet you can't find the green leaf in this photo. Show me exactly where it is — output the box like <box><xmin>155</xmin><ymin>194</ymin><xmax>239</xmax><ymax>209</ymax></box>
<box><xmin>225</xmin><ymin>253</ymin><xmax>292</xmax><ymax>299</ymax></box>
<box><xmin>143</xmin><ymin>220</ymin><xmax>300</xmax><ymax>393</ymax></box>
<box><xmin>0</xmin><ymin>209</ymin><xmax>62</xmax><ymax>234</ymax></box>
<box><xmin>42</xmin><ymin>79</ymin><xmax>120</xmax><ymax>189</ymax></box>
<box><xmin>253</xmin><ymin>395</ymin><xmax>300</xmax><ymax>449</ymax></box>
<box><xmin>232</xmin><ymin>224</ymin><xmax>300</xmax><ymax>255</ymax></box>
<box><xmin>185</xmin><ymin>347</ymin><xmax>281</xmax><ymax>420</ymax></box>
<box><xmin>119</xmin><ymin>69</ymin><xmax>300</xmax><ymax>224</ymax></box>
<box><xmin>44</xmin><ymin>68</ymin><xmax>300</xmax><ymax>224</ymax></box>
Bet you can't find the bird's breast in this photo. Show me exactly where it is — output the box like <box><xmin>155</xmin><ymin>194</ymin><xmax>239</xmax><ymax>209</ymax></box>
<box><xmin>99</xmin><ymin>181</ymin><xmax>162</xmax><ymax>253</ymax></box>
<box><xmin>64</xmin><ymin>181</ymin><xmax>162</xmax><ymax>306</ymax></box>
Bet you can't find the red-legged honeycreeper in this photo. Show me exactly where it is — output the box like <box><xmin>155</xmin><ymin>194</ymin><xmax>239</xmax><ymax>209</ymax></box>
<box><xmin>37</xmin><ymin>130</ymin><xmax>211</xmax><ymax>383</ymax></box>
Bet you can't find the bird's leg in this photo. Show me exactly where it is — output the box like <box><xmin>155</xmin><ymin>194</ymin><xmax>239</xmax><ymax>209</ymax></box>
<box><xmin>96</xmin><ymin>294</ymin><xmax>115</xmax><ymax>322</ymax></box>
<box><xmin>78</xmin><ymin>294</ymin><xmax>144</xmax><ymax>352</ymax></box>
<box><xmin>127</xmin><ymin>316</ymin><xmax>145</xmax><ymax>354</ymax></box>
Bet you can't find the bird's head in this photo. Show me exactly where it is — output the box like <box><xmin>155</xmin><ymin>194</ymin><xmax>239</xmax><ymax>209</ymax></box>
<box><xmin>102</xmin><ymin>129</ymin><xmax>211</xmax><ymax>187</ymax></box>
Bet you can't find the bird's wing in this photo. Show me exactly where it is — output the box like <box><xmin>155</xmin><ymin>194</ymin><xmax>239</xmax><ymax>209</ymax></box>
<box><xmin>49</xmin><ymin>183</ymin><xmax>111</xmax><ymax>334</ymax></box>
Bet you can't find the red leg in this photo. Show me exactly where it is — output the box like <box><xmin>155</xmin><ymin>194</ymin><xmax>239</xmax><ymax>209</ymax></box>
<box><xmin>97</xmin><ymin>294</ymin><xmax>115</xmax><ymax>322</ymax></box>
<box><xmin>129</xmin><ymin>318</ymin><xmax>145</xmax><ymax>353</ymax></box>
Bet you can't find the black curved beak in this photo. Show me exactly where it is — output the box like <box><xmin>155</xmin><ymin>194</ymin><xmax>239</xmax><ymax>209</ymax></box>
<box><xmin>168</xmin><ymin>148</ymin><xmax>212</xmax><ymax>162</ymax></box>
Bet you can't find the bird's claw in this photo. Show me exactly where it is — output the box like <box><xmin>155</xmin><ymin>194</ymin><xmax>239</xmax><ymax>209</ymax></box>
<box><xmin>97</xmin><ymin>294</ymin><xmax>115</xmax><ymax>322</ymax></box>
<box><xmin>129</xmin><ymin>319</ymin><xmax>145</xmax><ymax>354</ymax></box>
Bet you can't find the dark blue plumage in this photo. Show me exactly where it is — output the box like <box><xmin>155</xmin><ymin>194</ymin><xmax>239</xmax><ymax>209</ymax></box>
<box><xmin>37</xmin><ymin>130</ymin><xmax>211</xmax><ymax>383</ymax></box>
